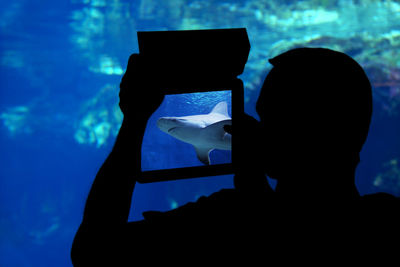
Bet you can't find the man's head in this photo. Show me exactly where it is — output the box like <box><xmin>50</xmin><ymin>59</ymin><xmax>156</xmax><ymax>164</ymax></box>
<box><xmin>256</xmin><ymin>48</ymin><xmax>372</xmax><ymax>179</ymax></box>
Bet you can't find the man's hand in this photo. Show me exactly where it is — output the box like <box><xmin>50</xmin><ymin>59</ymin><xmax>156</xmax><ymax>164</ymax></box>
<box><xmin>224</xmin><ymin>113</ymin><xmax>271</xmax><ymax>192</ymax></box>
<box><xmin>224</xmin><ymin>113</ymin><xmax>264</xmax><ymax>169</ymax></box>
<box><xmin>119</xmin><ymin>54</ymin><xmax>165</xmax><ymax>122</ymax></box>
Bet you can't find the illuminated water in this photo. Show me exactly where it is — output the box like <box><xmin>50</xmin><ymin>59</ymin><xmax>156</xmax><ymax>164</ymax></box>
<box><xmin>1</xmin><ymin>0</ymin><xmax>400</xmax><ymax>266</ymax></box>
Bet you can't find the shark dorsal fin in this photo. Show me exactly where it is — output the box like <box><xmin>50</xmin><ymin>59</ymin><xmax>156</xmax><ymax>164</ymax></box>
<box><xmin>210</xmin><ymin>102</ymin><xmax>229</xmax><ymax>117</ymax></box>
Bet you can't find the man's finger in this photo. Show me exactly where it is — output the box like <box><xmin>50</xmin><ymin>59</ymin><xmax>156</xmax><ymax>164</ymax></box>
<box><xmin>224</xmin><ymin>125</ymin><xmax>232</xmax><ymax>134</ymax></box>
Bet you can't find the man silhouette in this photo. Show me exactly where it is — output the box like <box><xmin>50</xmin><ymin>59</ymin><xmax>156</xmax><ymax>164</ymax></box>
<box><xmin>71</xmin><ymin>48</ymin><xmax>399</xmax><ymax>265</ymax></box>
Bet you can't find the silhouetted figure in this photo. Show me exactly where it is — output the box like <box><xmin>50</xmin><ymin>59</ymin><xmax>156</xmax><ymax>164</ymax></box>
<box><xmin>71</xmin><ymin>48</ymin><xmax>399</xmax><ymax>265</ymax></box>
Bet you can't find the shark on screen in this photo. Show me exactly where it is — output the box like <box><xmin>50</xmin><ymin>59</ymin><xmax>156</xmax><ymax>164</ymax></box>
<box><xmin>156</xmin><ymin>101</ymin><xmax>232</xmax><ymax>165</ymax></box>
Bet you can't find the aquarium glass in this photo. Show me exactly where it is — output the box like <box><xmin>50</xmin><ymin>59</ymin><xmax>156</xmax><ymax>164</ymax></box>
<box><xmin>1</xmin><ymin>0</ymin><xmax>400</xmax><ymax>266</ymax></box>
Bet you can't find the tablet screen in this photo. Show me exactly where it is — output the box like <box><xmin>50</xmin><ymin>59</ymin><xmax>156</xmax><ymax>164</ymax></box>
<box><xmin>140</xmin><ymin>90</ymin><xmax>232</xmax><ymax>181</ymax></box>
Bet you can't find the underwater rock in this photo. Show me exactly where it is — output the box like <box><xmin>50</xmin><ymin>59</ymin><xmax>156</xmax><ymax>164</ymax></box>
<box><xmin>139</xmin><ymin>0</ymin><xmax>184</xmax><ymax>23</ymax></box>
<box><xmin>254</xmin><ymin>8</ymin><xmax>339</xmax><ymax>29</ymax></box>
<box><xmin>70</xmin><ymin>0</ymin><xmax>136</xmax><ymax>75</ymax></box>
<box><xmin>28</xmin><ymin>218</ymin><xmax>60</xmax><ymax>245</ymax></box>
<box><xmin>374</xmin><ymin>158</ymin><xmax>400</xmax><ymax>196</ymax></box>
<box><xmin>1</xmin><ymin>50</ymin><xmax>24</xmax><ymax>69</ymax></box>
<box><xmin>0</xmin><ymin>106</ymin><xmax>32</xmax><ymax>135</ymax></box>
<box><xmin>88</xmin><ymin>54</ymin><xmax>124</xmax><ymax>75</ymax></box>
<box><xmin>73</xmin><ymin>84</ymin><xmax>123</xmax><ymax>147</ymax></box>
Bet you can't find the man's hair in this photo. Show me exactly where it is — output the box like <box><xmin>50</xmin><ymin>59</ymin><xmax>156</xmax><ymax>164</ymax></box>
<box><xmin>256</xmin><ymin>47</ymin><xmax>372</xmax><ymax>154</ymax></box>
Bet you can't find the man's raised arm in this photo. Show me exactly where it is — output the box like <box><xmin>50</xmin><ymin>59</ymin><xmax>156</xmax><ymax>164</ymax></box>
<box><xmin>71</xmin><ymin>54</ymin><xmax>164</xmax><ymax>266</ymax></box>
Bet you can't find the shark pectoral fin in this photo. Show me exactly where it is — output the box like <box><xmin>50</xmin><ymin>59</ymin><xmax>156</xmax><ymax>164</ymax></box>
<box><xmin>194</xmin><ymin>146</ymin><xmax>213</xmax><ymax>165</ymax></box>
<box><xmin>203</xmin><ymin>119</ymin><xmax>232</xmax><ymax>139</ymax></box>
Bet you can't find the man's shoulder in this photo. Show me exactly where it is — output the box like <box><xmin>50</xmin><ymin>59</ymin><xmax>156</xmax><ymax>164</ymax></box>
<box><xmin>357</xmin><ymin>192</ymin><xmax>400</xmax><ymax>223</ymax></box>
<box><xmin>142</xmin><ymin>188</ymin><xmax>240</xmax><ymax>220</ymax></box>
<box><xmin>360</xmin><ymin>192</ymin><xmax>399</xmax><ymax>204</ymax></box>
<box><xmin>126</xmin><ymin>188</ymin><xmax>259</xmax><ymax>242</ymax></box>
<box><xmin>138</xmin><ymin>187</ymin><xmax>267</xmax><ymax>229</ymax></box>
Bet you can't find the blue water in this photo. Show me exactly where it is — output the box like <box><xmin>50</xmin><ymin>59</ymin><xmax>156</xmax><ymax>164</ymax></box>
<box><xmin>1</xmin><ymin>0</ymin><xmax>400</xmax><ymax>266</ymax></box>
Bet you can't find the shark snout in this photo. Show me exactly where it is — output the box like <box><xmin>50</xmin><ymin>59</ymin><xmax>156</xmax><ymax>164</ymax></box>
<box><xmin>157</xmin><ymin>117</ymin><xmax>186</xmax><ymax>133</ymax></box>
<box><xmin>156</xmin><ymin>117</ymin><xmax>169</xmax><ymax>132</ymax></box>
